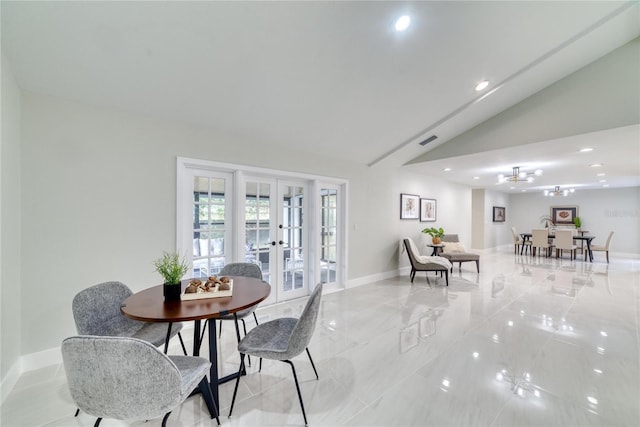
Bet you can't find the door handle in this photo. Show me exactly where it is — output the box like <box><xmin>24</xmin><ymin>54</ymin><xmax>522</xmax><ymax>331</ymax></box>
<box><xmin>271</xmin><ymin>241</ymin><xmax>276</xmax><ymax>246</ymax></box>
<box><xmin>279</xmin><ymin>240</ymin><xmax>284</xmax><ymax>245</ymax></box>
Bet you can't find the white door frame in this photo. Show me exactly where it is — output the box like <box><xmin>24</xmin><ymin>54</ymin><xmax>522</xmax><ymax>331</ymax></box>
<box><xmin>177</xmin><ymin>157</ymin><xmax>348</xmax><ymax>297</ymax></box>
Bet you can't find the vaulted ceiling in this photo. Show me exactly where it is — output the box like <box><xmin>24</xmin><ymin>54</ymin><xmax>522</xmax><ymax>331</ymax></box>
<box><xmin>2</xmin><ymin>1</ymin><xmax>639</xmax><ymax>192</ymax></box>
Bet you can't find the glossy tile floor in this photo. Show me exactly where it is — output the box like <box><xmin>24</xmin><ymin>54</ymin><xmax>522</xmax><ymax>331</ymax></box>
<box><xmin>2</xmin><ymin>247</ymin><xmax>639</xmax><ymax>426</ymax></box>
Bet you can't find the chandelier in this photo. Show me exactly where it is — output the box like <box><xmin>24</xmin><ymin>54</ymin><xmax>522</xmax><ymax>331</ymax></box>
<box><xmin>498</xmin><ymin>166</ymin><xmax>543</xmax><ymax>183</ymax></box>
<box><xmin>544</xmin><ymin>186</ymin><xmax>575</xmax><ymax>197</ymax></box>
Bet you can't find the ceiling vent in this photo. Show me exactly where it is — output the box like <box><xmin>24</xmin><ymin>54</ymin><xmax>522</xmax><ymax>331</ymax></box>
<box><xmin>419</xmin><ymin>135</ymin><xmax>438</xmax><ymax>146</ymax></box>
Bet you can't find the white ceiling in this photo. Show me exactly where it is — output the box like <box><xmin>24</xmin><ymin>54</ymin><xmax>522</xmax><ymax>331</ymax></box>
<box><xmin>2</xmin><ymin>1</ymin><xmax>639</xmax><ymax>193</ymax></box>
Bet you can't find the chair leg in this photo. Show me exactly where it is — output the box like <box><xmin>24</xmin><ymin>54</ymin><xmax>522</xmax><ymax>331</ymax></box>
<box><xmin>444</xmin><ymin>269</ymin><xmax>449</xmax><ymax>286</ymax></box>
<box><xmin>241</xmin><ymin>318</ymin><xmax>251</xmax><ymax>367</ymax></box>
<box><xmin>284</xmin><ymin>360</ymin><xmax>308</xmax><ymax>426</ymax></box>
<box><xmin>229</xmin><ymin>354</ymin><xmax>245</xmax><ymax>417</ymax></box>
<box><xmin>74</xmin><ymin>409</ymin><xmax>80</xmax><ymax>417</ymax></box>
<box><xmin>475</xmin><ymin>260</ymin><xmax>479</xmax><ymax>273</ymax></box>
<box><xmin>164</xmin><ymin>322</ymin><xmax>173</xmax><ymax>354</ymax></box>
<box><xmin>94</xmin><ymin>418</ymin><xmax>102</xmax><ymax>427</ymax></box>
<box><xmin>306</xmin><ymin>348</ymin><xmax>319</xmax><ymax>380</ymax></box>
<box><xmin>161</xmin><ymin>412</ymin><xmax>172</xmax><ymax>427</ymax></box>
<box><xmin>177</xmin><ymin>332</ymin><xmax>187</xmax><ymax>356</ymax></box>
<box><xmin>606</xmin><ymin>251</ymin><xmax>609</xmax><ymax>263</ymax></box>
<box><xmin>253</xmin><ymin>311</ymin><xmax>259</xmax><ymax>326</ymax></box>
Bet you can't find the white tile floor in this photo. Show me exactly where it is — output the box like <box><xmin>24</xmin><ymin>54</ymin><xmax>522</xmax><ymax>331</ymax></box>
<box><xmin>1</xmin><ymin>247</ymin><xmax>639</xmax><ymax>426</ymax></box>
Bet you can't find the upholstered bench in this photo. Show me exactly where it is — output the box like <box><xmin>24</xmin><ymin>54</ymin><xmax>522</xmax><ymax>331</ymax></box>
<box><xmin>440</xmin><ymin>234</ymin><xmax>480</xmax><ymax>273</ymax></box>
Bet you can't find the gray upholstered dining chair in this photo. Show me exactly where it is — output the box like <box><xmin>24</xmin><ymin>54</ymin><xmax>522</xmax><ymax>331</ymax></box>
<box><xmin>229</xmin><ymin>283</ymin><xmax>323</xmax><ymax>426</ymax></box>
<box><xmin>72</xmin><ymin>281</ymin><xmax>186</xmax><ymax>355</ymax></box>
<box><xmin>588</xmin><ymin>231</ymin><xmax>614</xmax><ymax>263</ymax></box>
<box><xmin>198</xmin><ymin>262</ymin><xmax>264</xmax><ymax>355</ymax></box>
<box><xmin>61</xmin><ymin>335</ymin><xmax>220</xmax><ymax>427</ymax></box>
<box><xmin>218</xmin><ymin>262</ymin><xmax>262</xmax><ymax>328</ymax></box>
<box><xmin>403</xmin><ymin>238</ymin><xmax>451</xmax><ymax>286</ymax></box>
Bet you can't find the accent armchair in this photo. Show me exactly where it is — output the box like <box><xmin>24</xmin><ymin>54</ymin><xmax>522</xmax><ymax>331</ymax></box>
<box><xmin>403</xmin><ymin>238</ymin><xmax>452</xmax><ymax>286</ymax></box>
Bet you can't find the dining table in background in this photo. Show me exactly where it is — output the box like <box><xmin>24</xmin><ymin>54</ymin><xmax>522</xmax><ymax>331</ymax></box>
<box><xmin>520</xmin><ymin>232</ymin><xmax>596</xmax><ymax>261</ymax></box>
<box><xmin>121</xmin><ymin>276</ymin><xmax>271</xmax><ymax>412</ymax></box>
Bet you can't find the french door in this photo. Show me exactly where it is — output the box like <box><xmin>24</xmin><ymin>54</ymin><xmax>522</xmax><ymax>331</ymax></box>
<box><xmin>177</xmin><ymin>157</ymin><xmax>347</xmax><ymax>303</ymax></box>
<box><xmin>243</xmin><ymin>177</ymin><xmax>308</xmax><ymax>303</ymax></box>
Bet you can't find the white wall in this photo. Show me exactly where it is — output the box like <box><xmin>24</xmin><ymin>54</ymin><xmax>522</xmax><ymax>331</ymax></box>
<box><xmin>16</xmin><ymin>92</ymin><xmax>474</xmax><ymax>357</ymax></box>
<box><xmin>1</xmin><ymin>54</ymin><xmax>22</xmax><ymax>395</ymax></box>
<box><xmin>508</xmin><ymin>187</ymin><xmax>640</xmax><ymax>255</ymax></box>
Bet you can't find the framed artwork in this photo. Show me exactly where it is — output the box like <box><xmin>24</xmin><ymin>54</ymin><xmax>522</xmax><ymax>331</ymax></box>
<box><xmin>551</xmin><ymin>206</ymin><xmax>578</xmax><ymax>225</ymax></box>
<box><xmin>493</xmin><ymin>206</ymin><xmax>506</xmax><ymax>222</ymax></box>
<box><xmin>400</xmin><ymin>193</ymin><xmax>420</xmax><ymax>220</ymax></box>
<box><xmin>420</xmin><ymin>198</ymin><xmax>437</xmax><ymax>222</ymax></box>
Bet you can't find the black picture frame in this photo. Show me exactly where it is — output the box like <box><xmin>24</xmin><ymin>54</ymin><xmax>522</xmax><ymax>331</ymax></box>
<box><xmin>493</xmin><ymin>206</ymin><xmax>506</xmax><ymax>222</ymax></box>
<box><xmin>400</xmin><ymin>193</ymin><xmax>420</xmax><ymax>220</ymax></box>
<box><xmin>551</xmin><ymin>206</ymin><xmax>578</xmax><ymax>225</ymax></box>
<box><xmin>420</xmin><ymin>198</ymin><xmax>437</xmax><ymax>222</ymax></box>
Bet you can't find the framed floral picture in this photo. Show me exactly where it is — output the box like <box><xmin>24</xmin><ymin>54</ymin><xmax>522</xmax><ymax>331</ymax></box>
<box><xmin>400</xmin><ymin>193</ymin><xmax>420</xmax><ymax>220</ymax></box>
<box><xmin>551</xmin><ymin>206</ymin><xmax>578</xmax><ymax>225</ymax></box>
<box><xmin>420</xmin><ymin>198</ymin><xmax>436</xmax><ymax>222</ymax></box>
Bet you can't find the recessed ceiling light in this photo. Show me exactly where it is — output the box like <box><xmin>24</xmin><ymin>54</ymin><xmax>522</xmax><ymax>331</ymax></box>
<box><xmin>603</xmin><ymin>184</ymin><xmax>609</xmax><ymax>187</ymax></box>
<box><xmin>475</xmin><ymin>80</ymin><xmax>489</xmax><ymax>91</ymax></box>
<box><xmin>443</xmin><ymin>168</ymin><xmax>451</xmax><ymax>172</ymax></box>
<box><xmin>395</xmin><ymin>15</ymin><xmax>411</xmax><ymax>32</ymax></box>
<box><xmin>473</xmin><ymin>176</ymin><xmax>480</xmax><ymax>180</ymax></box>
<box><xmin>599</xmin><ymin>179</ymin><xmax>607</xmax><ymax>183</ymax></box>
<box><xmin>590</xmin><ymin>163</ymin><xmax>603</xmax><ymax>167</ymax></box>
<box><xmin>580</xmin><ymin>148</ymin><xmax>594</xmax><ymax>152</ymax></box>
<box><xmin>597</xmin><ymin>173</ymin><xmax>606</xmax><ymax>176</ymax></box>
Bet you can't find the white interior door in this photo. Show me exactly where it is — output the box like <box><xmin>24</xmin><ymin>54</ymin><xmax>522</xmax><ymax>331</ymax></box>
<box><xmin>243</xmin><ymin>177</ymin><xmax>308</xmax><ymax>303</ymax></box>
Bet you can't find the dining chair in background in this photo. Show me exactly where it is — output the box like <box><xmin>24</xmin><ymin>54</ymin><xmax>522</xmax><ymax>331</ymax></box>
<box><xmin>72</xmin><ymin>281</ymin><xmax>186</xmax><ymax>355</ymax></box>
<box><xmin>62</xmin><ymin>335</ymin><xmax>220</xmax><ymax>427</ymax></box>
<box><xmin>588</xmin><ymin>231</ymin><xmax>614</xmax><ymax>263</ymax></box>
<box><xmin>554</xmin><ymin>229</ymin><xmax>577</xmax><ymax>259</ymax></box>
<box><xmin>197</xmin><ymin>262</ymin><xmax>264</xmax><ymax>356</ymax></box>
<box><xmin>402</xmin><ymin>238</ymin><xmax>451</xmax><ymax>286</ymax></box>
<box><xmin>531</xmin><ymin>229</ymin><xmax>553</xmax><ymax>257</ymax></box>
<box><xmin>229</xmin><ymin>282</ymin><xmax>324</xmax><ymax>426</ymax></box>
<box><xmin>511</xmin><ymin>227</ymin><xmax>531</xmax><ymax>255</ymax></box>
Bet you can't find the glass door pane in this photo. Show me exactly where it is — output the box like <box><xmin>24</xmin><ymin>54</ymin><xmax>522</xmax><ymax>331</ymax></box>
<box><xmin>320</xmin><ymin>187</ymin><xmax>339</xmax><ymax>284</ymax></box>
<box><xmin>192</xmin><ymin>176</ymin><xmax>229</xmax><ymax>277</ymax></box>
<box><xmin>280</xmin><ymin>183</ymin><xmax>307</xmax><ymax>300</ymax></box>
<box><xmin>244</xmin><ymin>181</ymin><xmax>273</xmax><ymax>283</ymax></box>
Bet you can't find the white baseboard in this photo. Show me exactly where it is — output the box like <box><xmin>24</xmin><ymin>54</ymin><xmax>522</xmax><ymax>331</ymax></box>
<box><xmin>21</xmin><ymin>346</ymin><xmax>62</xmax><ymax>373</ymax></box>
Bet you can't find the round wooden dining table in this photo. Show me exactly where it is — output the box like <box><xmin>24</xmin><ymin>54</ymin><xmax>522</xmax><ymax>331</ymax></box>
<box><xmin>121</xmin><ymin>276</ymin><xmax>271</xmax><ymax>413</ymax></box>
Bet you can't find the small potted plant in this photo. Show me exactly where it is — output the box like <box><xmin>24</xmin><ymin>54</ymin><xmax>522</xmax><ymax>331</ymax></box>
<box><xmin>154</xmin><ymin>251</ymin><xmax>190</xmax><ymax>301</ymax></box>
<box><xmin>573</xmin><ymin>216</ymin><xmax>582</xmax><ymax>230</ymax></box>
<box><xmin>422</xmin><ymin>227</ymin><xmax>445</xmax><ymax>244</ymax></box>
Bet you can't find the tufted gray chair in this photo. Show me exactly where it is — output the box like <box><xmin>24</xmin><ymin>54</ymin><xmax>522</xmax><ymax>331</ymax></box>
<box><xmin>229</xmin><ymin>283</ymin><xmax>323</xmax><ymax>426</ymax></box>
<box><xmin>61</xmin><ymin>335</ymin><xmax>220</xmax><ymax>427</ymax></box>
<box><xmin>72</xmin><ymin>281</ymin><xmax>186</xmax><ymax>354</ymax></box>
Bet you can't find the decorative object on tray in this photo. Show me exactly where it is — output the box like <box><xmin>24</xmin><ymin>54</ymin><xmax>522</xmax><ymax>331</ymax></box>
<box><xmin>400</xmin><ymin>193</ymin><xmax>420</xmax><ymax>220</ymax></box>
<box><xmin>181</xmin><ymin>276</ymin><xmax>234</xmax><ymax>300</ymax></box>
<box><xmin>422</xmin><ymin>227</ymin><xmax>445</xmax><ymax>244</ymax></box>
<box><xmin>420</xmin><ymin>198</ymin><xmax>437</xmax><ymax>222</ymax></box>
<box><xmin>154</xmin><ymin>251</ymin><xmax>190</xmax><ymax>301</ymax></box>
